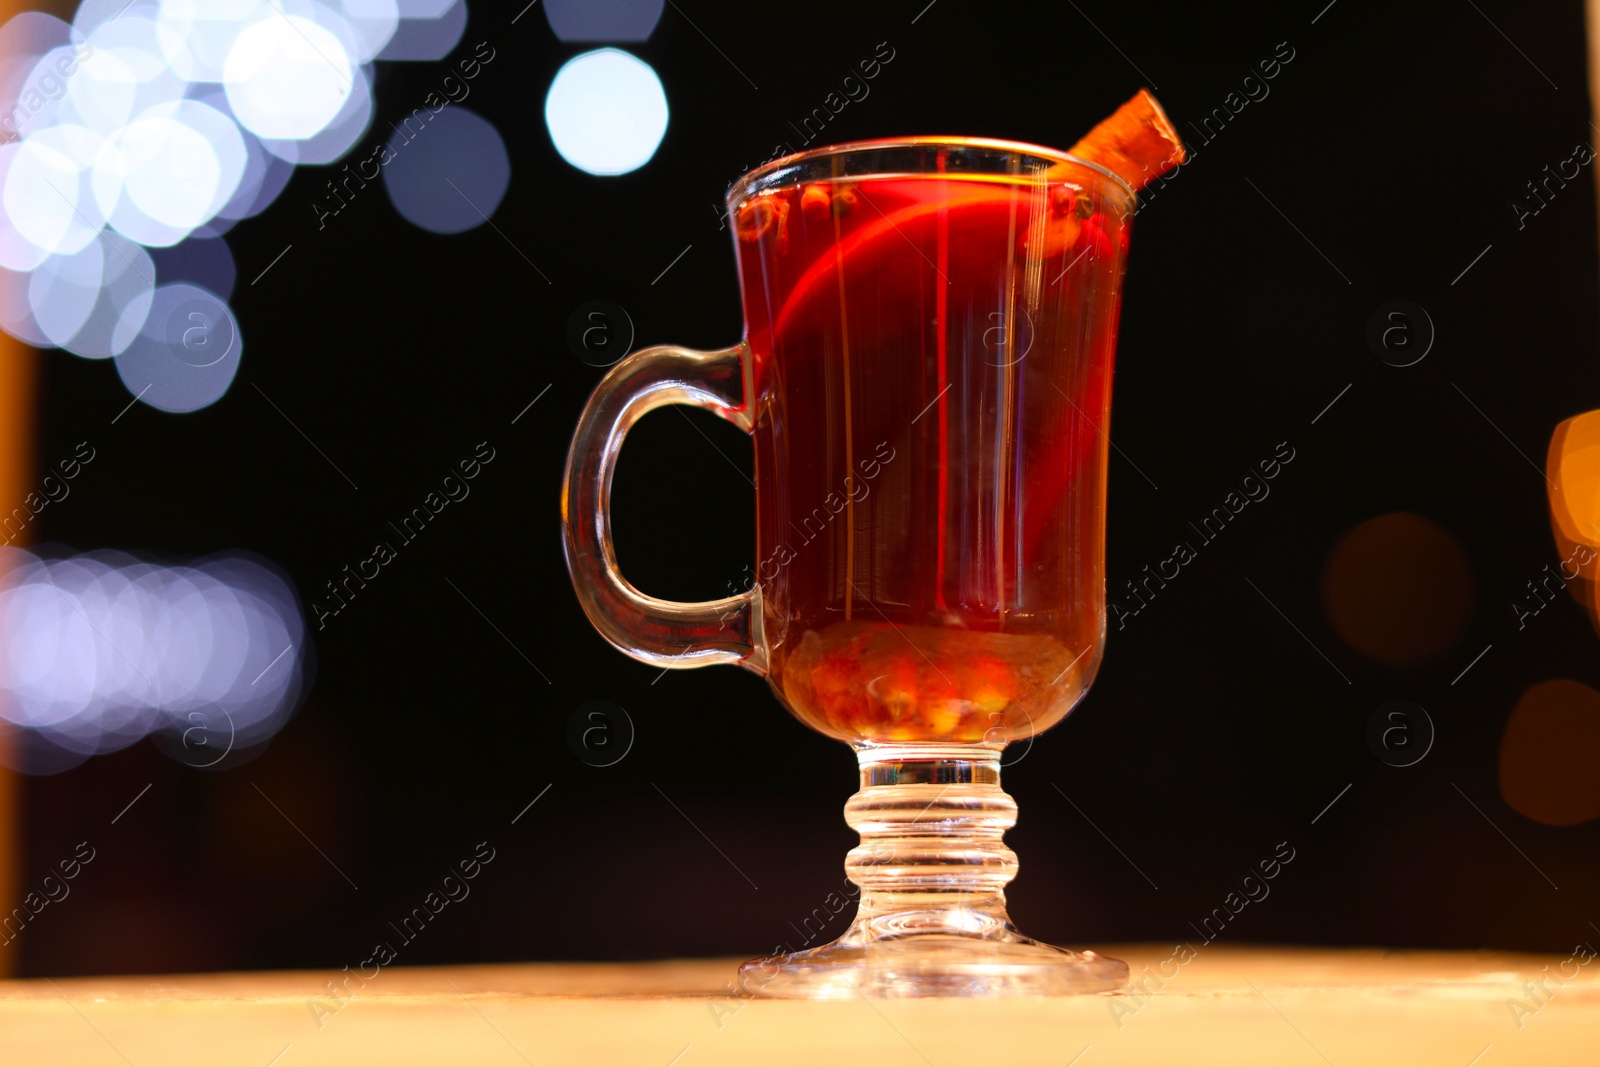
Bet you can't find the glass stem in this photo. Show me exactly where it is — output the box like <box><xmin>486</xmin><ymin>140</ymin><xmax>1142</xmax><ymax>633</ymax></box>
<box><xmin>844</xmin><ymin>743</ymin><xmax>1019</xmax><ymax>939</ymax></box>
<box><xmin>739</xmin><ymin>740</ymin><xmax>1127</xmax><ymax>995</ymax></box>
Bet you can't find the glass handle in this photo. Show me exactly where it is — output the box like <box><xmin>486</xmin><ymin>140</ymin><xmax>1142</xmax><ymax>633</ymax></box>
<box><xmin>561</xmin><ymin>342</ymin><xmax>766</xmax><ymax>674</ymax></box>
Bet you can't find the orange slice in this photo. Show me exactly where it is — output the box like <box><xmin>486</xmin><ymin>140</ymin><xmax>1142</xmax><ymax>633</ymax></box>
<box><xmin>764</xmin><ymin>91</ymin><xmax>1181</xmax><ymax>339</ymax></box>
<box><xmin>1066</xmin><ymin>89</ymin><xmax>1186</xmax><ymax>191</ymax></box>
<box><xmin>770</xmin><ymin>183</ymin><xmax>1014</xmax><ymax>344</ymax></box>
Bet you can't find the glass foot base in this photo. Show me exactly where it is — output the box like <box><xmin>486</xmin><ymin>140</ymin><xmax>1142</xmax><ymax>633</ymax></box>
<box><xmin>739</xmin><ymin>924</ymin><xmax>1128</xmax><ymax>998</ymax></box>
<box><xmin>744</xmin><ymin>743</ymin><xmax>1127</xmax><ymax>997</ymax></box>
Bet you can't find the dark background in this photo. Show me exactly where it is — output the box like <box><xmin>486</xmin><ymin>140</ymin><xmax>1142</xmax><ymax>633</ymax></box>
<box><xmin>14</xmin><ymin>0</ymin><xmax>1600</xmax><ymax>975</ymax></box>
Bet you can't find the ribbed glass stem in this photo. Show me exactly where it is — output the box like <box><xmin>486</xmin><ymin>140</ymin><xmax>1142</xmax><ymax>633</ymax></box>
<box><xmin>845</xmin><ymin>744</ymin><xmax>1018</xmax><ymax>933</ymax></box>
<box><xmin>736</xmin><ymin>740</ymin><xmax>1127</xmax><ymax>996</ymax></box>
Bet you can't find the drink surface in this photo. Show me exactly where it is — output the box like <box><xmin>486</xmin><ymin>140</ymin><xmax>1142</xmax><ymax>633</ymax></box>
<box><xmin>733</xmin><ymin>170</ymin><xmax>1130</xmax><ymax>744</ymax></box>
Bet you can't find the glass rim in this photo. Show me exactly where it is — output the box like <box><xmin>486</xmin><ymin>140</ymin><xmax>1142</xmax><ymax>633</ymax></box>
<box><xmin>725</xmin><ymin>135</ymin><xmax>1136</xmax><ymax>208</ymax></box>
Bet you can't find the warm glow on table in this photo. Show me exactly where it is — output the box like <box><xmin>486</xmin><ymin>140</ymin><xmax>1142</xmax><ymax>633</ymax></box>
<box><xmin>1</xmin><ymin>946</ymin><xmax>1597</xmax><ymax>1065</ymax></box>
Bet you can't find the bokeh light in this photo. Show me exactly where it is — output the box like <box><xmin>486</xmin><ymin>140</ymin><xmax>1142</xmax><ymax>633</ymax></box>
<box><xmin>0</xmin><ymin>546</ymin><xmax>308</xmax><ymax>775</ymax></box>
<box><xmin>382</xmin><ymin>106</ymin><xmax>509</xmax><ymax>234</ymax></box>
<box><xmin>1546</xmin><ymin>410</ymin><xmax>1600</xmax><ymax>630</ymax></box>
<box><xmin>543</xmin><ymin>0</ymin><xmax>664</xmax><ymax>42</ymax></box>
<box><xmin>380</xmin><ymin>0</ymin><xmax>466</xmax><ymax>61</ymax></box>
<box><xmin>277</xmin><ymin>61</ymin><xmax>374</xmax><ymax>165</ymax></box>
<box><xmin>0</xmin><ymin>265</ymin><xmax>52</xmax><ymax>345</ymax></box>
<box><xmin>1321</xmin><ymin>512</ymin><xmax>1477</xmax><ymax>663</ymax></box>
<box><xmin>116</xmin><ymin>100</ymin><xmax>247</xmax><ymax>234</ymax></box>
<box><xmin>76</xmin><ymin>15</ymin><xmax>189</xmax><ymax>134</ymax></box>
<box><xmin>1499</xmin><ymin>678</ymin><xmax>1600</xmax><ymax>826</ymax></box>
<box><xmin>216</xmin><ymin>127</ymin><xmax>296</xmax><ymax>221</ymax></box>
<box><xmin>0</xmin><ymin>12</ymin><xmax>82</xmax><ymax>143</ymax></box>
<box><xmin>223</xmin><ymin>15</ymin><xmax>354</xmax><ymax>141</ymax></box>
<box><xmin>333</xmin><ymin>0</ymin><xmax>402</xmax><ymax>64</ymax></box>
<box><xmin>28</xmin><ymin>241</ymin><xmax>106</xmax><ymax>349</ymax></box>
<box><xmin>54</xmin><ymin>232</ymin><xmax>155</xmax><ymax>359</ymax></box>
<box><xmin>0</xmin><ymin>2</ymin><xmax>486</xmax><ymax>412</ymax></box>
<box><xmin>544</xmin><ymin>48</ymin><xmax>669</xmax><ymax>176</ymax></box>
<box><xmin>114</xmin><ymin>282</ymin><xmax>241</xmax><ymax>413</ymax></box>
<box><xmin>5</xmin><ymin>126</ymin><xmax>104</xmax><ymax>257</ymax></box>
<box><xmin>152</xmin><ymin>234</ymin><xmax>236</xmax><ymax>299</ymax></box>
<box><xmin>0</xmin><ymin>11</ymin><xmax>74</xmax><ymax>77</ymax></box>
<box><xmin>155</xmin><ymin>0</ymin><xmax>261</xmax><ymax>83</ymax></box>
<box><xmin>0</xmin><ymin>146</ymin><xmax>54</xmax><ymax>272</ymax></box>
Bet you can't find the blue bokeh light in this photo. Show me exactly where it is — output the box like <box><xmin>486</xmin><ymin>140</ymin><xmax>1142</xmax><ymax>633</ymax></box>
<box><xmin>382</xmin><ymin>106</ymin><xmax>510</xmax><ymax>234</ymax></box>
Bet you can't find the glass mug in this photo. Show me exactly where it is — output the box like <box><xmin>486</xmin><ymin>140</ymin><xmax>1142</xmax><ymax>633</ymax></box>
<box><xmin>563</xmin><ymin>137</ymin><xmax>1134</xmax><ymax>997</ymax></box>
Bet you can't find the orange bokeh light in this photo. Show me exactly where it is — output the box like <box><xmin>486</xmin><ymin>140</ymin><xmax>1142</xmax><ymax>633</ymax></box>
<box><xmin>1546</xmin><ymin>411</ymin><xmax>1600</xmax><ymax>629</ymax></box>
<box><xmin>1499</xmin><ymin>678</ymin><xmax>1600</xmax><ymax>826</ymax></box>
<box><xmin>1321</xmin><ymin>512</ymin><xmax>1476</xmax><ymax>664</ymax></box>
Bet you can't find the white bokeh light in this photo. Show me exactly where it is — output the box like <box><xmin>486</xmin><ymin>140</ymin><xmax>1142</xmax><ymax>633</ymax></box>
<box><xmin>224</xmin><ymin>13</ymin><xmax>355</xmax><ymax>141</ymax></box>
<box><xmin>266</xmin><ymin>62</ymin><xmax>373</xmax><ymax>165</ymax></box>
<box><xmin>220</xmin><ymin>135</ymin><xmax>295</xmax><ymax>220</ymax></box>
<box><xmin>73</xmin><ymin>0</ymin><xmax>147</xmax><ymax>33</ymax></box>
<box><xmin>152</xmin><ymin>100</ymin><xmax>245</xmax><ymax>222</ymax></box>
<box><xmin>0</xmin><ymin>144</ymin><xmax>53</xmax><ymax>271</ymax></box>
<box><xmin>11</xmin><ymin>45</ymin><xmax>80</xmax><ymax>137</ymax></box>
<box><xmin>62</xmin><ymin>45</ymin><xmax>140</xmax><ymax>134</ymax></box>
<box><xmin>545</xmin><ymin>48</ymin><xmax>669</xmax><ymax>176</ymax></box>
<box><xmin>0</xmin><ymin>2</ymin><xmax>481</xmax><ymax>408</ymax></box>
<box><xmin>0</xmin><ymin>11</ymin><xmax>76</xmax><ymax>106</ymax></box>
<box><xmin>4</xmin><ymin>127</ymin><xmax>106</xmax><ymax>257</ymax></box>
<box><xmin>331</xmin><ymin>0</ymin><xmax>400</xmax><ymax>63</ymax></box>
<box><xmin>155</xmin><ymin>0</ymin><xmax>267</xmax><ymax>83</ymax></box>
<box><xmin>28</xmin><ymin>240</ymin><xmax>105</xmax><ymax>349</ymax></box>
<box><xmin>121</xmin><ymin>114</ymin><xmax>217</xmax><ymax>228</ymax></box>
<box><xmin>0</xmin><ymin>548</ymin><xmax>309</xmax><ymax>774</ymax></box>
<box><xmin>91</xmin><ymin>100</ymin><xmax>245</xmax><ymax>247</ymax></box>
<box><xmin>60</xmin><ymin>232</ymin><xmax>156</xmax><ymax>359</ymax></box>
<box><xmin>70</xmin><ymin>15</ymin><xmax>191</xmax><ymax>135</ymax></box>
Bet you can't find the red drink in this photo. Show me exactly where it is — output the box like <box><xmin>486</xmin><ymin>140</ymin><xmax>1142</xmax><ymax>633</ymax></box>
<box><xmin>734</xmin><ymin>166</ymin><xmax>1132</xmax><ymax>744</ymax></box>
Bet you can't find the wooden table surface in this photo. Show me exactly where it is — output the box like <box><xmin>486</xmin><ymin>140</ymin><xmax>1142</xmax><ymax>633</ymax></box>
<box><xmin>1</xmin><ymin>945</ymin><xmax>1596</xmax><ymax>1065</ymax></box>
